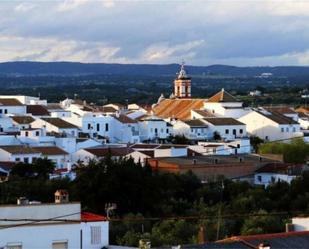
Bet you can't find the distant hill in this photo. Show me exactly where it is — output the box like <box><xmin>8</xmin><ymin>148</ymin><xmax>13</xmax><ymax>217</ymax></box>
<box><xmin>1</xmin><ymin>61</ymin><xmax>309</xmax><ymax>77</ymax></box>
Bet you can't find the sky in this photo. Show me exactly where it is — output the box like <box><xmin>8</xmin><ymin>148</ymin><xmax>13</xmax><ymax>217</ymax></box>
<box><xmin>1</xmin><ymin>0</ymin><xmax>309</xmax><ymax>66</ymax></box>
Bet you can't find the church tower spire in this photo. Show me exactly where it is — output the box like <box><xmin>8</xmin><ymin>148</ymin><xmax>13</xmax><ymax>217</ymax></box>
<box><xmin>174</xmin><ymin>62</ymin><xmax>191</xmax><ymax>98</ymax></box>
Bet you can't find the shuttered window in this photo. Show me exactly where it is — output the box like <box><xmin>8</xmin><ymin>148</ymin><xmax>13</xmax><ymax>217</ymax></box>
<box><xmin>91</xmin><ymin>226</ymin><xmax>101</xmax><ymax>244</ymax></box>
<box><xmin>52</xmin><ymin>242</ymin><xmax>68</xmax><ymax>249</ymax></box>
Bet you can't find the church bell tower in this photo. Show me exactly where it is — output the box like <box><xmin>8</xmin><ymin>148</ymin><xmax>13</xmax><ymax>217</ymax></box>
<box><xmin>174</xmin><ymin>62</ymin><xmax>191</xmax><ymax>98</ymax></box>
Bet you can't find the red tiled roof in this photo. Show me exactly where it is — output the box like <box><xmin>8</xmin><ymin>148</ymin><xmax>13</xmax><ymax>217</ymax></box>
<box><xmin>0</xmin><ymin>98</ymin><xmax>23</xmax><ymax>106</ymax></box>
<box><xmin>153</xmin><ymin>99</ymin><xmax>205</xmax><ymax>120</ymax></box>
<box><xmin>84</xmin><ymin>147</ymin><xmax>133</xmax><ymax>157</ymax></box>
<box><xmin>27</xmin><ymin>105</ymin><xmax>50</xmax><ymax>116</ymax></box>
<box><xmin>11</xmin><ymin>116</ymin><xmax>35</xmax><ymax>124</ymax></box>
<box><xmin>112</xmin><ymin>114</ymin><xmax>137</xmax><ymax>124</ymax></box>
<box><xmin>41</xmin><ymin>118</ymin><xmax>78</xmax><ymax>129</ymax></box>
<box><xmin>32</xmin><ymin>146</ymin><xmax>69</xmax><ymax>156</ymax></box>
<box><xmin>81</xmin><ymin>212</ymin><xmax>107</xmax><ymax>222</ymax></box>
<box><xmin>207</xmin><ymin>89</ymin><xmax>238</xmax><ymax>103</ymax></box>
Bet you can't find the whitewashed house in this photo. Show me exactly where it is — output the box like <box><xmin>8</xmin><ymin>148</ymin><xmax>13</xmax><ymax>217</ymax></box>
<box><xmin>173</xmin><ymin>119</ymin><xmax>209</xmax><ymax>140</ymax></box>
<box><xmin>0</xmin><ymin>191</ymin><xmax>109</xmax><ymax>249</ymax></box>
<box><xmin>202</xmin><ymin>117</ymin><xmax>247</xmax><ymax>140</ymax></box>
<box><xmin>238</xmin><ymin>108</ymin><xmax>302</xmax><ymax>141</ymax></box>
<box><xmin>0</xmin><ymin>145</ymin><xmax>41</xmax><ymax>164</ymax></box>
<box><xmin>137</xmin><ymin>115</ymin><xmax>172</xmax><ymax>141</ymax></box>
<box><xmin>112</xmin><ymin>114</ymin><xmax>140</xmax><ymax>143</ymax></box>
<box><xmin>0</xmin><ymin>95</ymin><xmax>47</xmax><ymax>105</ymax></box>
<box><xmin>11</xmin><ymin>115</ymin><xmax>35</xmax><ymax>130</ymax></box>
<box><xmin>254</xmin><ymin>163</ymin><xmax>304</xmax><ymax>187</ymax></box>
<box><xmin>31</xmin><ymin>117</ymin><xmax>79</xmax><ymax>137</ymax></box>
<box><xmin>32</xmin><ymin>146</ymin><xmax>69</xmax><ymax>169</ymax></box>
<box><xmin>0</xmin><ymin>116</ymin><xmax>15</xmax><ymax>132</ymax></box>
<box><xmin>0</xmin><ymin>98</ymin><xmax>27</xmax><ymax>115</ymax></box>
<box><xmin>203</xmin><ymin>89</ymin><xmax>251</xmax><ymax>119</ymax></box>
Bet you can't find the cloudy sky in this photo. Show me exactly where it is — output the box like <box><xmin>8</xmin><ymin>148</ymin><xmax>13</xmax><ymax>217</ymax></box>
<box><xmin>1</xmin><ymin>0</ymin><xmax>309</xmax><ymax>66</ymax></box>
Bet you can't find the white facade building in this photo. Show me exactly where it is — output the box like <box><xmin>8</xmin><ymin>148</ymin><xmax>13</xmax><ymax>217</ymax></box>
<box><xmin>239</xmin><ymin>108</ymin><xmax>302</xmax><ymax>141</ymax></box>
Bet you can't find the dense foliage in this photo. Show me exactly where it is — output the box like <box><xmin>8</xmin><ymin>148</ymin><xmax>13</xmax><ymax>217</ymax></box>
<box><xmin>259</xmin><ymin>139</ymin><xmax>309</xmax><ymax>163</ymax></box>
<box><xmin>2</xmin><ymin>157</ymin><xmax>309</xmax><ymax>246</ymax></box>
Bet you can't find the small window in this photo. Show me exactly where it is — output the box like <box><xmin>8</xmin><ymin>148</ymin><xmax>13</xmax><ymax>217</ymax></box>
<box><xmin>239</xmin><ymin>129</ymin><xmax>243</xmax><ymax>134</ymax></box>
<box><xmin>154</xmin><ymin>128</ymin><xmax>158</xmax><ymax>133</ymax></box>
<box><xmin>91</xmin><ymin>226</ymin><xmax>101</xmax><ymax>244</ymax></box>
<box><xmin>166</xmin><ymin>129</ymin><xmax>169</xmax><ymax>133</ymax></box>
<box><xmin>233</xmin><ymin>129</ymin><xmax>236</xmax><ymax>135</ymax></box>
<box><xmin>35</xmin><ymin>131</ymin><xmax>40</xmax><ymax>136</ymax></box>
<box><xmin>96</xmin><ymin>123</ymin><xmax>100</xmax><ymax>132</ymax></box>
<box><xmin>15</xmin><ymin>158</ymin><xmax>20</xmax><ymax>162</ymax></box>
<box><xmin>0</xmin><ymin>109</ymin><xmax>2</xmax><ymax>114</ymax></box>
<box><xmin>105</xmin><ymin>123</ymin><xmax>109</xmax><ymax>132</ymax></box>
<box><xmin>225</xmin><ymin>129</ymin><xmax>229</xmax><ymax>134</ymax></box>
<box><xmin>25</xmin><ymin>131</ymin><xmax>29</xmax><ymax>137</ymax></box>
<box><xmin>257</xmin><ymin>175</ymin><xmax>262</xmax><ymax>182</ymax></box>
<box><xmin>281</xmin><ymin>127</ymin><xmax>284</xmax><ymax>132</ymax></box>
<box><xmin>24</xmin><ymin>157</ymin><xmax>29</xmax><ymax>164</ymax></box>
<box><xmin>286</xmin><ymin>127</ymin><xmax>289</xmax><ymax>132</ymax></box>
<box><xmin>88</xmin><ymin>123</ymin><xmax>91</xmax><ymax>130</ymax></box>
<box><xmin>52</xmin><ymin>242</ymin><xmax>68</xmax><ymax>249</ymax></box>
<box><xmin>4</xmin><ymin>109</ymin><xmax>7</xmax><ymax>114</ymax></box>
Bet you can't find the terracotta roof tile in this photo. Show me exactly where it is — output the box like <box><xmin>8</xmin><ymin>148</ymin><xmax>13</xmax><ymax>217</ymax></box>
<box><xmin>27</xmin><ymin>105</ymin><xmax>50</xmax><ymax>116</ymax></box>
<box><xmin>0</xmin><ymin>98</ymin><xmax>23</xmax><ymax>106</ymax></box>
<box><xmin>32</xmin><ymin>146</ymin><xmax>68</xmax><ymax>156</ymax></box>
<box><xmin>11</xmin><ymin>116</ymin><xmax>35</xmax><ymax>124</ymax></box>
<box><xmin>153</xmin><ymin>99</ymin><xmax>205</xmax><ymax>120</ymax></box>
<box><xmin>41</xmin><ymin>118</ymin><xmax>78</xmax><ymax>129</ymax></box>
<box><xmin>203</xmin><ymin>117</ymin><xmax>245</xmax><ymax>126</ymax></box>
<box><xmin>207</xmin><ymin>89</ymin><xmax>238</xmax><ymax>103</ymax></box>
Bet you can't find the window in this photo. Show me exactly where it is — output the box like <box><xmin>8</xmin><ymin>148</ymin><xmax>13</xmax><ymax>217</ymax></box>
<box><xmin>0</xmin><ymin>109</ymin><xmax>2</xmax><ymax>114</ymax></box>
<box><xmin>4</xmin><ymin>109</ymin><xmax>7</xmax><ymax>114</ymax></box>
<box><xmin>52</xmin><ymin>242</ymin><xmax>68</xmax><ymax>249</ymax></box>
<box><xmin>239</xmin><ymin>129</ymin><xmax>243</xmax><ymax>134</ymax></box>
<box><xmin>6</xmin><ymin>244</ymin><xmax>22</xmax><ymax>249</ymax></box>
<box><xmin>257</xmin><ymin>175</ymin><xmax>262</xmax><ymax>182</ymax></box>
<box><xmin>233</xmin><ymin>129</ymin><xmax>236</xmax><ymax>135</ymax></box>
<box><xmin>286</xmin><ymin>127</ymin><xmax>289</xmax><ymax>132</ymax></box>
<box><xmin>225</xmin><ymin>129</ymin><xmax>229</xmax><ymax>134</ymax></box>
<box><xmin>25</xmin><ymin>131</ymin><xmax>29</xmax><ymax>137</ymax></box>
<box><xmin>15</xmin><ymin>158</ymin><xmax>20</xmax><ymax>162</ymax></box>
<box><xmin>88</xmin><ymin>123</ymin><xmax>92</xmax><ymax>129</ymax></box>
<box><xmin>24</xmin><ymin>157</ymin><xmax>29</xmax><ymax>164</ymax></box>
<box><xmin>91</xmin><ymin>226</ymin><xmax>101</xmax><ymax>244</ymax></box>
<box><xmin>96</xmin><ymin>123</ymin><xmax>100</xmax><ymax>132</ymax></box>
<box><xmin>154</xmin><ymin>128</ymin><xmax>158</xmax><ymax>134</ymax></box>
<box><xmin>281</xmin><ymin>127</ymin><xmax>284</xmax><ymax>132</ymax></box>
<box><xmin>293</xmin><ymin>127</ymin><xmax>296</xmax><ymax>132</ymax></box>
<box><xmin>35</xmin><ymin>131</ymin><xmax>40</xmax><ymax>136</ymax></box>
<box><xmin>166</xmin><ymin>129</ymin><xmax>169</xmax><ymax>134</ymax></box>
<box><xmin>105</xmin><ymin>123</ymin><xmax>109</xmax><ymax>132</ymax></box>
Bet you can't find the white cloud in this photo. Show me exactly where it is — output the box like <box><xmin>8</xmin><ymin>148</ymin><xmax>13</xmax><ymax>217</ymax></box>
<box><xmin>141</xmin><ymin>40</ymin><xmax>205</xmax><ymax>63</ymax></box>
<box><xmin>0</xmin><ymin>35</ymin><xmax>126</xmax><ymax>63</ymax></box>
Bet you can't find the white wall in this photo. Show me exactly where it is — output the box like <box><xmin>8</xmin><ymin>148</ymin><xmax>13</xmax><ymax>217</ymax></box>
<box><xmin>254</xmin><ymin>173</ymin><xmax>296</xmax><ymax>187</ymax></box>
<box><xmin>292</xmin><ymin>217</ymin><xmax>309</xmax><ymax>231</ymax></box>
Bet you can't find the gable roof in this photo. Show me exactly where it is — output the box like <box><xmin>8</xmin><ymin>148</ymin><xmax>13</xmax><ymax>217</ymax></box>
<box><xmin>84</xmin><ymin>147</ymin><xmax>132</xmax><ymax>157</ymax></box>
<box><xmin>41</xmin><ymin>118</ymin><xmax>78</xmax><ymax>129</ymax></box>
<box><xmin>26</xmin><ymin>105</ymin><xmax>50</xmax><ymax>116</ymax></box>
<box><xmin>11</xmin><ymin>116</ymin><xmax>35</xmax><ymax>124</ymax></box>
<box><xmin>112</xmin><ymin>114</ymin><xmax>137</xmax><ymax>124</ymax></box>
<box><xmin>256</xmin><ymin>163</ymin><xmax>303</xmax><ymax>175</ymax></box>
<box><xmin>192</xmin><ymin>109</ymin><xmax>216</xmax><ymax>118</ymax></box>
<box><xmin>32</xmin><ymin>146</ymin><xmax>68</xmax><ymax>156</ymax></box>
<box><xmin>0</xmin><ymin>98</ymin><xmax>23</xmax><ymax>106</ymax></box>
<box><xmin>184</xmin><ymin>119</ymin><xmax>208</xmax><ymax>128</ymax></box>
<box><xmin>265</xmin><ymin>106</ymin><xmax>297</xmax><ymax>115</ymax></box>
<box><xmin>0</xmin><ymin>146</ymin><xmax>40</xmax><ymax>155</ymax></box>
<box><xmin>257</xmin><ymin>110</ymin><xmax>298</xmax><ymax>125</ymax></box>
<box><xmin>207</xmin><ymin>89</ymin><xmax>238</xmax><ymax>103</ymax></box>
<box><xmin>153</xmin><ymin>99</ymin><xmax>205</xmax><ymax>120</ymax></box>
<box><xmin>203</xmin><ymin>117</ymin><xmax>245</xmax><ymax>126</ymax></box>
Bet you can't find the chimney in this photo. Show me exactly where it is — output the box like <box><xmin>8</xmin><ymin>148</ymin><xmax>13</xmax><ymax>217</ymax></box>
<box><xmin>197</xmin><ymin>225</ymin><xmax>206</xmax><ymax>244</ymax></box>
<box><xmin>17</xmin><ymin>197</ymin><xmax>29</xmax><ymax>205</ymax></box>
<box><xmin>55</xmin><ymin>189</ymin><xmax>69</xmax><ymax>204</ymax></box>
<box><xmin>258</xmin><ymin>242</ymin><xmax>270</xmax><ymax>249</ymax></box>
<box><xmin>286</xmin><ymin>223</ymin><xmax>294</xmax><ymax>232</ymax></box>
